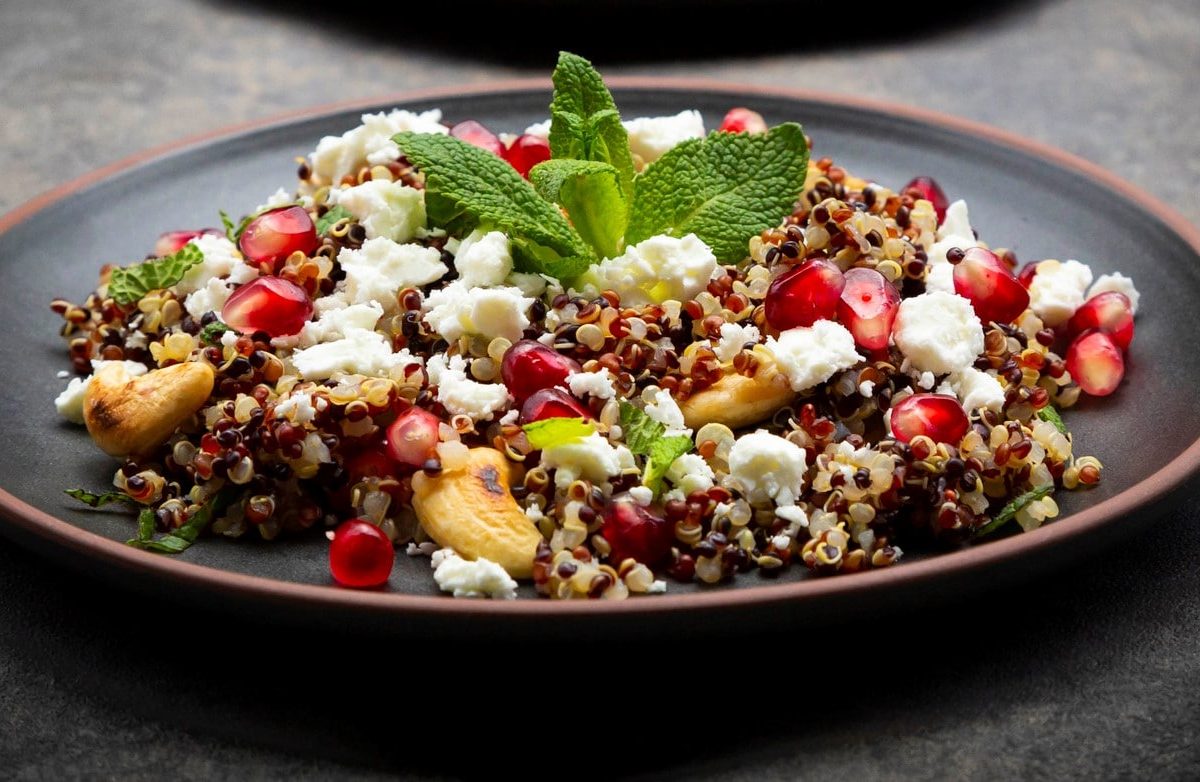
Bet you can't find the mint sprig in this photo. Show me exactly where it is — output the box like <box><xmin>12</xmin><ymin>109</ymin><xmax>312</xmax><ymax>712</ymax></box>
<box><xmin>618</xmin><ymin>401</ymin><xmax>692</xmax><ymax>493</ymax></box>
<box><xmin>108</xmin><ymin>243</ymin><xmax>205</xmax><ymax>305</ymax></box>
<box><xmin>1037</xmin><ymin>405</ymin><xmax>1067</xmax><ymax>434</ymax></box>
<box><xmin>975</xmin><ymin>485</ymin><xmax>1055</xmax><ymax>538</ymax></box>
<box><xmin>626</xmin><ymin>123</ymin><xmax>810</xmax><ymax>262</ymax></box>
<box><xmin>127</xmin><ymin>488</ymin><xmax>238</xmax><ymax>554</ymax></box>
<box><xmin>316</xmin><ymin>205</ymin><xmax>352</xmax><ymax>236</ymax></box>
<box><xmin>198</xmin><ymin>320</ymin><xmax>230</xmax><ymax>345</ymax></box>
<box><xmin>522</xmin><ymin>417</ymin><xmax>595</xmax><ymax>450</ymax></box>
<box><xmin>65</xmin><ymin>488</ymin><xmax>134</xmax><ymax>508</ymax></box>
<box><xmin>530</xmin><ymin>159</ymin><xmax>626</xmax><ymax>260</ymax></box>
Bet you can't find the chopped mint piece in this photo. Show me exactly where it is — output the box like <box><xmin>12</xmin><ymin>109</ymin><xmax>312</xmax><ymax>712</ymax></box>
<box><xmin>127</xmin><ymin>489</ymin><xmax>237</xmax><ymax>554</ymax></box>
<box><xmin>522</xmin><ymin>417</ymin><xmax>595</xmax><ymax>450</ymax></box>
<box><xmin>643</xmin><ymin>435</ymin><xmax>693</xmax><ymax>493</ymax></box>
<box><xmin>65</xmin><ymin>488</ymin><xmax>133</xmax><ymax>508</ymax></box>
<box><xmin>316</xmin><ymin>205</ymin><xmax>352</xmax><ymax>236</ymax></box>
<box><xmin>530</xmin><ymin>159</ymin><xmax>626</xmax><ymax>259</ymax></box>
<box><xmin>108</xmin><ymin>243</ymin><xmax>205</xmax><ymax>305</ymax></box>
<box><xmin>220</xmin><ymin>209</ymin><xmax>254</xmax><ymax>243</ymax></box>
<box><xmin>1037</xmin><ymin>405</ymin><xmax>1067</xmax><ymax>434</ymax></box>
<box><xmin>625</xmin><ymin>123</ymin><xmax>810</xmax><ymax>262</ymax></box>
<box><xmin>975</xmin><ymin>485</ymin><xmax>1055</xmax><ymax>538</ymax></box>
<box><xmin>392</xmin><ymin>131</ymin><xmax>593</xmax><ymax>280</ymax></box>
<box><xmin>198</xmin><ymin>320</ymin><xmax>230</xmax><ymax>345</ymax></box>
<box><xmin>618</xmin><ymin>400</ymin><xmax>666</xmax><ymax>455</ymax></box>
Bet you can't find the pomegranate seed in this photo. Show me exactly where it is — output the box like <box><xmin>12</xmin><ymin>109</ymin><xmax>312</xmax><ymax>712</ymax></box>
<box><xmin>903</xmin><ymin>176</ymin><xmax>949</xmax><ymax>223</ymax></box>
<box><xmin>952</xmin><ymin>247</ymin><xmax>1031</xmax><ymax>325</ymax></box>
<box><xmin>601</xmin><ymin>500</ymin><xmax>674</xmax><ymax>567</ymax></box>
<box><xmin>238</xmin><ymin>206</ymin><xmax>319</xmax><ymax>270</ymax></box>
<box><xmin>718</xmin><ymin>107</ymin><xmax>767</xmax><ymax>134</ymax></box>
<box><xmin>890</xmin><ymin>393</ymin><xmax>970</xmax><ymax>444</ymax></box>
<box><xmin>764</xmin><ymin>259</ymin><xmax>846</xmax><ymax>330</ymax></box>
<box><xmin>837</xmin><ymin>267</ymin><xmax>900</xmax><ymax>350</ymax></box>
<box><xmin>1066</xmin><ymin>330</ymin><xmax>1125</xmax><ymax>396</ymax></box>
<box><xmin>385</xmin><ymin>407</ymin><xmax>441</xmax><ymax>467</ymax></box>
<box><xmin>503</xmin><ymin>134</ymin><xmax>552</xmax><ymax>178</ymax></box>
<box><xmin>329</xmin><ymin>519</ymin><xmax>394</xmax><ymax>588</ymax></box>
<box><xmin>449</xmin><ymin>120</ymin><xmax>504</xmax><ymax>156</ymax></box>
<box><xmin>154</xmin><ymin>228</ymin><xmax>222</xmax><ymax>257</ymax></box>
<box><xmin>501</xmin><ymin>340</ymin><xmax>581</xmax><ymax>404</ymax></box>
<box><xmin>1017</xmin><ymin>261</ymin><xmax>1042</xmax><ymax>288</ymax></box>
<box><xmin>1067</xmin><ymin>292</ymin><xmax>1134</xmax><ymax>351</ymax></box>
<box><xmin>221</xmin><ymin>276</ymin><xmax>313</xmax><ymax>337</ymax></box>
<box><xmin>519</xmin><ymin>388</ymin><xmax>592</xmax><ymax>424</ymax></box>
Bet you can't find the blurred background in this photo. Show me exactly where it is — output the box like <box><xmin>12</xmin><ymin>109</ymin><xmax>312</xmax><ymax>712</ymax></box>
<box><xmin>1</xmin><ymin>1</ymin><xmax>1198</xmax><ymax>779</ymax></box>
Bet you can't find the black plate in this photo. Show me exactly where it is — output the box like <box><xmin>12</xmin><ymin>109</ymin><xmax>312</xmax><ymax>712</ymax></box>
<box><xmin>1</xmin><ymin>81</ymin><xmax>1198</xmax><ymax>637</ymax></box>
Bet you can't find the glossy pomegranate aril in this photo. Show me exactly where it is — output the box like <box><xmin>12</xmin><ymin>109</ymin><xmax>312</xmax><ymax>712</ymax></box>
<box><xmin>449</xmin><ymin>120</ymin><xmax>504</xmax><ymax>156</ymax></box>
<box><xmin>385</xmin><ymin>407</ymin><xmax>442</xmax><ymax>467</ymax></box>
<box><xmin>503</xmin><ymin>134</ymin><xmax>552</xmax><ymax>178</ymax></box>
<box><xmin>903</xmin><ymin>176</ymin><xmax>949</xmax><ymax>224</ymax></box>
<box><xmin>718</xmin><ymin>107</ymin><xmax>767</xmax><ymax>134</ymax></box>
<box><xmin>221</xmin><ymin>276</ymin><xmax>313</xmax><ymax>337</ymax></box>
<box><xmin>764</xmin><ymin>259</ymin><xmax>846</xmax><ymax>330</ymax></box>
<box><xmin>154</xmin><ymin>228</ymin><xmax>222</xmax><ymax>257</ymax></box>
<box><xmin>1066</xmin><ymin>330</ymin><xmax>1124</xmax><ymax>396</ymax></box>
<box><xmin>519</xmin><ymin>388</ymin><xmax>592</xmax><ymax>425</ymax></box>
<box><xmin>1067</xmin><ymin>292</ymin><xmax>1134</xmax><ymax>351</ymax></box>
<box><xmin>601</xmin><ymin>500</ymin><xmax>674</xmax><ymax>567</ymax></box>
<box><xmin>329</xmin><ymin>518</ymin><xmax>394</xmax><ymax>588</ymax></box>
<box><xmin>1017</xmin><ymin>261</ymin><xmax>1042</xmax><ymax>288</ymax></box>
<box><xmin>952</xmin><ymin>247</ymin><xmax>1031</xmax><ymax>325</ymax></box>
<box><xmin>238</xmin><ymin>206</ymin><xmax>319</xmax><ymax>270</ymax></box>
<box><xmin>890</xmin><ymin>393</ymin><xmax>970</xmax><ymax>444</ymax></box>
<box><xmin>501</xmin><ymin>340</ymin><xmax>581</xmax><ymax>404</ymax></box>
<box><xmin>837</xmin><ymin>267</ymin><xmax>900</xmax><ymax>350</ymax></box>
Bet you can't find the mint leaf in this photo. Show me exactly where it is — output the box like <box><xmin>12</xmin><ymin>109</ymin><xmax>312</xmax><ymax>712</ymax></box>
<box><xmin>316</xmin><ymin>205</ymin><xmax>352</xmax><ymax>236</ymax></box>
<box><xmin>618</xmin><ymin>400</ymin><xmax>665</xmax><ymax>455</ymax></box>
<box><xmin>548</xmin><ymin>52</ymin><xmax>635</xmax><ymax>207</ymax></box>
<box><xmin>644</xmin><ymin>436</ymin><xmax>693</xmax><ymax>493</ymax></box>
<box><xmin>127</xmin><ymin>488</ymin><xmax>238</xmax><ymax>554</ymax></box>
<box><xmin>975</xmin><ymin>485</ymin><xmax>1055</xmax><ymax>538</ymax></box>
<box><xmin>198</xmin><ymin>320</ymin><xmax>230</xmax><ymax>345</ymax></box>
<box><xmin>108</xmin><ymin>243</ymin><xmax>205</xmax><ymax>305</ymax></box>
<box><xmin>65</xmin><ymin>488</ymin><xmax>133</xmax><ymax>508</ymax></box>
<box><xmin>530</xmin><ymin>159</ymin><xmax>626</xmax><ymax>259</ymax></box>
<box><xmin>220</xmin><ymin>210</ymin><xmax>254</xmax><ymax>243</ymax></box>
<box><xmin>522</xmin><ymin>417</ymin><xmax>595</xmax><ymax>450</ymax></box>
<box><xmin>392</xmin><ymin>132</ymin><xmax>593</xmax><ymax>280</ymax></box>
<box><xmin>1037</xmin><ymin>405</ymin><xmax>1067</xmax><ymax>434</ymax></box>
<box><xmin>626</xmin><ymin>123</ymin><xmax>810</xmax><ymax>262</ymax></box>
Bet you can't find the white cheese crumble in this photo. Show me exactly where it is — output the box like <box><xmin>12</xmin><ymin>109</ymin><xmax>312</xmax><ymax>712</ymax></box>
<box><xmin>566</xmin><ymin>370</ymin><xmax>616</xmax><ymax>400</ymax></box>
<box><xmin>54</xmin><ymin>361</ymin><xmax>150</xmax><ymax>424</ymax></box>
<box><xmin>176</xmin><ymin>234</ymin><xmax>255</xmax><ymax>296</ymax></box>
<box><xmin>294</xmin><ymin>301</ymin><xmax>384</xmax><ymax>348</ymax></box>
<box><xmin>665</xmin><ymin>453</ymin><xmax>716</xmax><ymax>495</ymax></box>
<box><xmin>431</xmin><ymin>548</ymin><xmax>518</xmax><ymax>600</ymax></box>
<box><xmin>454</xmin><ymin>230</ymin><xmax>513</xmax><ymax>288</ymax></box>
<box><xmin>1027</xmin><ymin>259</ymin><xmax>1093</xmax><ymax>326</ymax></box>
<box><xmin>524</xmin><ymin>119</ymin><xmax>552</xmax><ymax>137</ymax></box>
<box><xmin>764</xmin><ymin>320</ymin><xmax>862</xmax><ymax>392</ymax></box>
<box><xmin>290</xmin><ymin>329</ymin><xmax>419</xmax><ymax>380</ymax></box>
<box><xmin>580</xmin><ymin>233</ymin><xmax>717</xmax><ymax>306</ymax></box>
<box><xmin>310</xmin><ymin>109</ymin><xmax>448</xmax><ymax>185</ymax></box>
<box><xmin>643</xmin><ymin>387</ymin><xmax>690</xmax><ymax>435</ymax></box>
<box><xmin>425</xmin><ymin>354</ymin><xmax>509</xmax><ymax>422</ymax></box>
<box><xmin>1087</xmin><ymin>272</ymin><xmax>1140</xmax><ymax>314</ymax></box>
<box><xmin>713</xmin><ymin>322</ymin><xmax>761</xmax><ymax>362</ymax></box>
<box><xmin>623</xmin><ymin>110</ymin><xmax>706</xmax><ymax>165</ymax></box>
<box><xmin>334</xmin><ymin>238</ymin><xmax>447</xmax><ymax>313</ymax></box>
<box><xmin>255</xmin><ymin>187</ymin><xmax>295</xmax><ymax>213</ymax></box>
<box><xmin>628</xmin><ymin>486</ymin><xmax>654</xmax><ymax>506</ymax></box>
<box><xmin>273</xmin><ymin>391</ymin><xmax>321</xmax><ymax>424</ymax></box>
<box><xmin>328</xmin><ymin>180</ymin><xmax>426</xmax><ymax>242</ymax></box>
<box><xmin>728</xmin><ymin>430</ymin><xmax>808</xmax><ymax>507</ymax></box>
<box><xmin>893</xmin><ymin>291</ymin><xmax>985</xmax><ymax>375</ymax></box>
<box><xmin>924</xmin><ymin>200</ymin><xmax>978</xmax><ymax>294</ymax></box>
<box><xmin>540</xmin><ymin>431</ymin><xmax>627</xmax><ymax>488</ymax></box>
<box><xmin>422</xmin><ymin>282</ymin><xmax>533</xmax><ymax>343</ymax></box>
<box><xmin>775</xmin><ymin>505</ymin><xmax>810</xmax><ymax>526</ymax></box>
<box><xmin>939</xmin><ymin>367</ymin><xmax>1005</xmax><ymax>413</ymax></box>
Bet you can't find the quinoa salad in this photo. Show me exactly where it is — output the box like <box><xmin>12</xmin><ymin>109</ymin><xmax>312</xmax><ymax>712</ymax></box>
<box><xmin>51</xmin><ymin>54</ymin><xmax>1139</xmax><ymax>600</ymax></box>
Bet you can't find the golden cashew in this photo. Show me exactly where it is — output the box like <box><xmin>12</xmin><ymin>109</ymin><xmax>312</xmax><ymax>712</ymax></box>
<box><xmin>680</xmin><ymin>359</ymin><xmax>797</xmax><ymax>431</ymax></box>
<box><xmin>411</xmin><ymin>448</ymin><xmax>542</xmax><ymax>579</ymax></box>
<box><xmin>83</xmin><ymin>361</ymin><xmax>215</xmax><ymax>458</ymax></box>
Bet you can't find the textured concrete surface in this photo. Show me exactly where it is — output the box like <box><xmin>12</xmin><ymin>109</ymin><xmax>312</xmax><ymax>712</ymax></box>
<box><xmin>1</xmin><ymin>0</ymin><xmax>1199</xmax><ymax>779</ymax></box>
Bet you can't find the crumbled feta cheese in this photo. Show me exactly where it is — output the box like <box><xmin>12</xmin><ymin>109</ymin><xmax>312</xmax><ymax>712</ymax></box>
<box><xmin>310</xmin><ymin>109</ymin><xmax>448</xmax><ymax>185</ymax></box>
<box><xmin>917</xmin><ymin>371</ymin><xmax>936</xmax><ymax>390</ymax></box>
<box><xmin>775</xmin><ymin>505</ymin><xmax>809</xmax><ymax>526</ymax></box>
<box><xmin>628</xmin><ymin>486</ymin><xmax>654</xmax><ymax>506</ymax></box>
<box><xmin>623</xmin><ymin>110</ymin><xmax>705</xmax><ymax>165</ymax></box>
<box><xmin>295</xmin><ymin>302</ymin><xmax>384</xmax><ymax>348</ymax></box>
<box><xmin>335</xmin><ymin>238</ymin><xmax>447</xmax><ymax>313</ymax></box>
<box><xmin>422</xmin><ymin>282</ymin><xmax>533</xmax><ymax>343</ymax></box>
<box><xmin>176</xmin><ymin>234</ymin><xmax>252</xmax><ymax>295</ymax></box>
<box><xmin>55</xmin><ymin>361</ymin><xmax>150</xmax><ymax>424</ymax></box>
<box><xmin>329</xmin><ymin>180</ymin><xmax>426</xmax><ymax>242</ymax></box>
<box><xmin>581</xmin><ymin>233</ymin><xmax>717</xmax><ymax>306</ymax></box>
<box><xmin>499</xmin><ymin>409</ymin><xmax>520</xmax><ymax>426</ymax></box>
<box><xmin>665</xmin><ymin>453</ymin><xmax>715</xmax><ymax>495</ymax></box>
<box><xmin>430</xmin><ymin>548</ymin><xmax>518</xmax><ymax>599</ymax></box>
<box><xmin>943</xmin><ymin>367</ymin><xmax>1005</xmax><ymax>413</ymax></box>
<box><xmin>524</xmin><ymin>119</ymin><xmax>552</xmax><ymax>137</ymax></box>
<box><xmin>1028</xmin><ymin>259</ymin><xmax>1093</xmax><ymax>326</ymax></box>
<box><xmin>255</xmin><ymin>187</ymin><xmax>295</xmax><ymax>213</ymax></box>
<box><xmin>221</xmin><ymin>329</ymin><xmax>240</xmax><ymax>349</ymax></box>
<box><xmin>644</xmin><ymin>387</ymin><xmax>690</xmax><ymax>435</ymax></box>
<box><xmin>454</xmin><ymin>230</ymin><xmax>513</xmax><ymax>288</ymax></box>
<box><xmin>291</xmin><ymin>329</ymin><xmax>419</xmax><ymax>380</ymax></box>
<box><xmin>274</xmin><ymin>391</ymin><xmax>319</xmax><ymax>424</ymax></box>
<box><xmin>540</xmin><ymin>431</ymin><xmax>625</xmax><ymax>488</ymax></box>
<box><xmin>858</xmin><ymin>380</ymin><xmax>875</xmax><ymax>398</ymax></box>
<box><xmin>1087</xmin><ymin>272</ymin><xmax>1140</xmax><ymax>314</ymax></box>
<box><xmin>183</xmin><ymin>277</ymin><xmax>234</xmax><ymax>319</ymax></box>
<box><xmin>713</xmin><ymin>322</ymin><xmax>761</xmax><ymax>362</ymax></box>
<box><xmin>764</xmin><ymin>320</ymin><xmax>862</xmax><ymax>392</ymax></box>
<box><xmin>425</xmin><ymin>354</ymin><xmax>509</xmax><ymax>422</ymax></box>
<box><xmin>924</xmin><ymin>199</ymin><xmax>978</xmax><ymax>293</ymax></box>
<box><xmin>728</xmin><ymin>430</ymin><xmax>808</xmax><ymax>507</ymax></box>
<box><xmin>893</xmin><ymin>291</ymin><xmax>985</xmax><ymax>375</ymax></box>
<box><xmin>505</xmin><ymin>272</ymin><xmax>549</xmax><ymax>298</ymax></box>
<box><xmin>567</xmin><ymin>370</ymin><xmax>616</xmax><ymax>400</ymax></box>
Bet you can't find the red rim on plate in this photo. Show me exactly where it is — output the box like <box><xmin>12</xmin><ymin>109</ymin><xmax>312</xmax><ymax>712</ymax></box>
<box><xmin>2</xmin><ymin>79</ymin><xmax>1198</xmax><ymax>620</ymax></box>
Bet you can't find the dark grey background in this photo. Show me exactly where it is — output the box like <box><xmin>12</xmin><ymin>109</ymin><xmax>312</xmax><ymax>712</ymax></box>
<box><xmin>1</xmin><ymin>0</ymin><xmax>1198</xmax><ymax>779</ymax></box>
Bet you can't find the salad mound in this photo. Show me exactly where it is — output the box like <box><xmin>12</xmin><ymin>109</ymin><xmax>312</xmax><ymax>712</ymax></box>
<box><xmin>52</xmin><ymin>53</ymin><xmax>1137</xmax><ymax>600</ymax></box>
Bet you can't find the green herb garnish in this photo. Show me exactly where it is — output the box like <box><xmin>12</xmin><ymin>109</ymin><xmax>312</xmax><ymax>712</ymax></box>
<box><xmin>316</xmin><ymin>205</ymin><xmax>352</xmax><ymax>236</ymax></box>
<box><xmin>1037</xmin><ymin>405</ymin><xmax>1067</xmax><ymax>434</ymax></box>
<box><xmin>198</xmin><ymin>320</ymin><xmax>230</xmax><ymax>345</ymax></box>
<box><xmin>108</xmin><ymin>243</ymin><xmax>205</xmax><ymax>305</ymax></box>
<box><xmin>220</xmin><ymin>209</ymin><xmax>254</xmax><ymax>243</ymax></box>
<box><xmin>65</xmin><ymin>488</ymin><xmax>134</xmax><ymax>508</ymax></box>
<box><xmin>127</xmin><ymin>488</ymin><xmax>238</xmax><ymax>554</ymax></box>
<box><xmin>522</xmin><ymin>417</ymin><xmax>595</xmax><ymax>450</ymax></box>
<box><xmin>618</xmin><ymin>401</ymin><xmax>693</xmax><ymax>493</ymax></box>
<box><xmin>975</xmin><ymin>485</ymin><xmax>1055</xmax><ymax>538</ymax></box>
<box><xmin>530</xmin><ymin>159</ymin><xmax>626</xmax><ymax>259</ymax></box>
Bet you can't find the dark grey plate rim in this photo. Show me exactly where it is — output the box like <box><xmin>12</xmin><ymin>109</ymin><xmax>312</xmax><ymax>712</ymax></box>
<box><xmin>2</xmin><ymin>78</ymin><xmax>1198</xmax><ymax>619</ymax></box>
